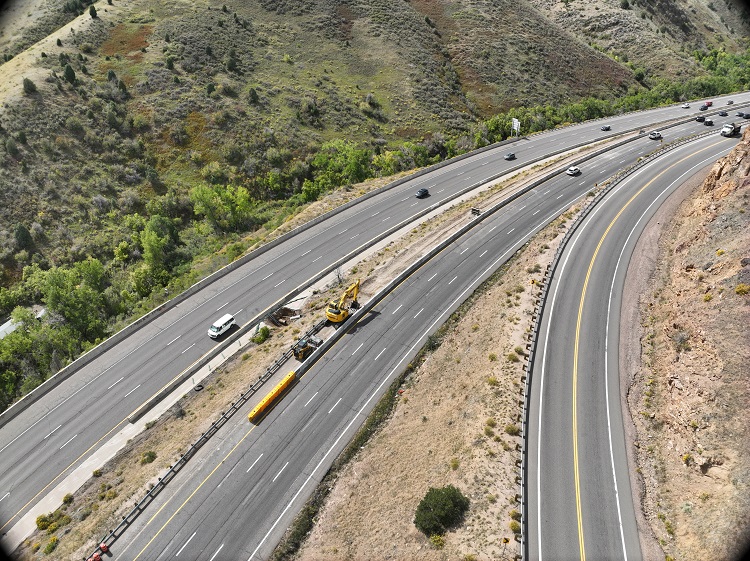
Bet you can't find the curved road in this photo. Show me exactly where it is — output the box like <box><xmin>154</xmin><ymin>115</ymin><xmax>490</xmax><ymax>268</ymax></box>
<box><xmin>526</xmin><ymin>135</ymin><xmax>734</xmax><ymax>560</ymax></box>
<box><xmin>0</xmin><ymin>94</ymin><xmax>746</xmax><ymax>550</ymax></box>
<box><xmin>104</xmin><ymin>128</ymin><xmax>738</xmax><ymax>557</ymax></box>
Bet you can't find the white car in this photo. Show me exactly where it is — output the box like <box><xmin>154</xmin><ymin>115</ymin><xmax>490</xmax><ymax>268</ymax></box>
<box><xmin>648</xmin><ymin>131</ymin><xmax>662</xmax><ymax>140</ymax></box>
<box><xmin>566</xmin><ymin>166</ymin><xmax>580</xmax><ymax>176</ymax></box>
<box><xmin>681</xmin><ymin>103</ymin><xmax>690</xmax><ymax>108</ymax></box>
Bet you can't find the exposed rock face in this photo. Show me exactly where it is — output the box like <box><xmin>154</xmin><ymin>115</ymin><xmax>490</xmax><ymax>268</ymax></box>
<box><xmin>629</xmin><ymin>126</ymin><xmax>750</xmax><ymax>560</ymax></box>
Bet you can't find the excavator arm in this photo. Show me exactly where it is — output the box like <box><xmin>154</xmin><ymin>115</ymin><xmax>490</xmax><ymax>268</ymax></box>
<box><xmin>326</xmin><ymin>279</ymin><xmax>360</xmax><ymax>323</ymax></box>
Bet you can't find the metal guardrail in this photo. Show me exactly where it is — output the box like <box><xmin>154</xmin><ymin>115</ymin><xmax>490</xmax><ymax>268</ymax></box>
<box><xmin>84</xmin><ymin>319</ymin><xmax>327</xmax><ymax>561</ymax></box>
<box><xmin>517</xmin><ymin>128</ymin><xmax>723</xmax><ymax>559</ymax></box>
<box><xmin>84</xmin><ymin>124</ymin><xmax>730</xmax><ymax>560</ymax></box>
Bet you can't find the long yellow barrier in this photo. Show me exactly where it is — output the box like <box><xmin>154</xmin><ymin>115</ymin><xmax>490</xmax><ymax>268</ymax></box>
<box><xmin>248</xmin><ymin>371</ymin><xmax>296</xmax><ymax>422</ymax></box>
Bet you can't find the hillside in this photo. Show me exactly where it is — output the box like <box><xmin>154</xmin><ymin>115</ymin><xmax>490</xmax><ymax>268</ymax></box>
<box><xmin>0</xmin><ymin>0</ymin><xmax>748</xmax><ymax>407</ymax></box>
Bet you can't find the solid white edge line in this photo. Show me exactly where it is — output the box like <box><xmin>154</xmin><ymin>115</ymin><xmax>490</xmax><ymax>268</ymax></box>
<box><xmin>602</xmin><ymin>151</ymin><xmax>722</xmax><ymax>561</ymax></box>
<box><xmin>248</xmin><ymin>200</ymin><xmax>575</xmax><ymax>561</ymax></box>
<box><xmin>175</xmin><ymin>531</ymin><xmax>196</xmax><ymax>557</ymax></box>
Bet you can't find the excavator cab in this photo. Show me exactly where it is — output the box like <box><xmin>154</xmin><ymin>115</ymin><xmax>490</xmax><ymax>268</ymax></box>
<box><xmin>326</xmin><ymin>279</ymin><xmax>360</xmax><ymax>323</ymax></box>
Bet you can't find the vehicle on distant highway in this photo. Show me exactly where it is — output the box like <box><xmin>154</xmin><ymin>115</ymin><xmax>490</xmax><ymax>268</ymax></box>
<box><xmin>699</xmin><ymin>105</ymin><xmax>709</xmax><ymax>111</ymax></box>
<box><xmin>681</xmin><ymin>103</ymin><xmax>690</xmax><ymax>109</ymax></box>
<box><xmin>207</xmin><ymin>313</ymin><xmax>235</xmax><ymax>339</ymax></box>
<box><xmin>415</xmin><ymin>187</ymin><xmax>429</xmax><ymax>198</ymax></box>
<box><xmin>704</xmin><ymin>100</ymin><xmax>713</xmax><ymax>107</ymax></box>
<box><xmin>721</xmin><ymin>123</ymin><xmax>739</xmax><ymax>137</ymax></box>
<box><xmin>736</xmin><ymin>112</ymin><xmax>745</xmax><ymax>117</ymax></box>
<box><xmin>704</xmin><ymin>118</ymin><xmax>714</xmax><ymax>126</ymax></box>
<box><xmin>648</xmin><ymin>131</ymin><xmax>662</xmax><ymax>140</ymax></box>
<box><xmin>695</xmin><ymin>115</ymin><xmax>705</xmax><ymax>122</ymax></box>
<box><xmin>744</xmin><ymin>114</ymin><xmax>750</xmax><ymax>120</ymax></box>
<box><xmin>504</xmin><ymin>152</ymin><xmax>516</xmax><ymax>160</ymax></box>
<box><xmin>727</xmin><ymin>100</ymin><xmax>734</xmax><ymax>105</ymax></box>
<box><xmin>566</xmin><ymin>166</ymin><xmax>581</xmax><ymax>176</ymax></box>
<box><xmin>600</xmin><ymin>125</ymin><xmax>611</xmax><ymax>131</ymax></box>
<box><xmin>718</xmin><ymin>111</ymin><xmax>728</xmax><ymax>117</ymax></box>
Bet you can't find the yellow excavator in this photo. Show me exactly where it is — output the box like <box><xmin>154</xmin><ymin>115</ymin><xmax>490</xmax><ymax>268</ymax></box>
<box><xmin>325</xmin><ymin>279</ymin><xmax>360</xmax><ymax>323</ymax></box>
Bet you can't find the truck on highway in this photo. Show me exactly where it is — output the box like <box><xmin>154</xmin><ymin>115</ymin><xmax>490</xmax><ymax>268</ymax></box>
<box><xmin>721</xmin><ymin>122</ymin><xmax>740</xmax><ymax>137</ymax></box>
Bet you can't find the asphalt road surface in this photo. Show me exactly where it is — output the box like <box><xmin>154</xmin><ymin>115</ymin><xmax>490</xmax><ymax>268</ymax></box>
<box><xmin>525</xmin><ymin>134</ymin><xmax>733</xmax><ymax>561</ymax></box>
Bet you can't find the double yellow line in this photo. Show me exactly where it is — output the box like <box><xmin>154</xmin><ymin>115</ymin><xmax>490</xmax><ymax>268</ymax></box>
<box><xmin>570</xmin><ymin>141</ymin><xmax>721</xmax><ymax>560</ymax></box>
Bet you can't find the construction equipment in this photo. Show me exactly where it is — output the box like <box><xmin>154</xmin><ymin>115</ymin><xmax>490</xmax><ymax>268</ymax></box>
<box><xmin>326</xmin><ymin>279</ymin><xmax>360</xmax><ymax>323</ymax></box>
<box><xmin>292</xmin><ymin>335</ymin><xmax>323</xmax><ymax>361</ymax></box>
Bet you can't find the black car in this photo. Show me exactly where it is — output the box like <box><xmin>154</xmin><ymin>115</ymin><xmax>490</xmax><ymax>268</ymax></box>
<box><xmin>718</xmin><ymin>111</ymin><xmax>728</xmax><ymax>117</ymax></box>
<box><xmin>415</xmin><ymin>188</ymin><xmax>429</xmax><ymax>198</ymax></box>
<box><xmin>695</xmin><ymin>115</ymin><xmax>705</xmax><ymax>122</ymax></box>
<box><xmin>736</xmin><ymin>112</ymin><xmax>745</xmax><ymax>117</ymax></box>
<box><xmin>600</xmin><ymin>125</ymin><xmax>611</xmax><ymax>131</ymax></box>
<box><xmin>699</xmin><ymin>105</ymin><xmax>709</xmax><ymax>111</ymax></box>
<box><xmin>744</xmin><ymin>114</ymin><xmax>750</xmax><ymax>119</ymax></box>
<box><xmin>727</xmin><ymin>100</ymin><xmax>734</xmax><ymax>105</ymax></box>
<box><xmin>504</xmin><ymin>152</ymin><xmax>516</xmax><ymax>161</ymax></box>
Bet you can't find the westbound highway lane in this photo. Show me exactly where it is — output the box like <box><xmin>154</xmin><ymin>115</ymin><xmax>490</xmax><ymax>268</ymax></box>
<box><xmin>526</xmin><ymin>134</ymin><xmax>735</xmax><ymax>560</ymax></box>
<box><xmin>1</xmin><ymin>92</ymin><xmax>747</xmax><ymax>542</ymax></box>
<box><xmin>103</xmin><ymin>124</ymin><xmax>741</xmax><ymax>559</ymax></box>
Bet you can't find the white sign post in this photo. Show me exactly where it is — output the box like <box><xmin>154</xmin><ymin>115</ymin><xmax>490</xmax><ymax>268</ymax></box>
<box><xmin>511</xmin><ymin>118</ymin><xmax>520</xmax><ymax>137</ymax></box>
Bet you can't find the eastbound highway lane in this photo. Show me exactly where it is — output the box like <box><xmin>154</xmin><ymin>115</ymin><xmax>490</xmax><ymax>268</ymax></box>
<box><xmin>106</xmin><ymin>130</ymin><xmax>739</xmax><ymax>558</ymax></box>
<box><xmin>526</xmin><ymin>135</ymin><xmax>734</xmax><ymax>561</ymax></box>
<box><xmin>1</xmin><ymin>92</ymin><xmax>747</xmax><ymax>543</ymax></box>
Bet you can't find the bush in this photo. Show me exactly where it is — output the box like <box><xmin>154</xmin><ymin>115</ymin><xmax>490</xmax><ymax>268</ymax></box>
<box><xmin>22</xmin><ymin>77</ymin><xmax>37</xmax><ymax>94</ymax></box>
<box><xmin>510</xmin><ymin>508</ymin><xmax>521</xmax><ymax>521</ymax></box>
<box><xmin>735</xmin><ymin>283</ymin><xmax>749</xmax><ymax>295</ymax></box>
<box><xmin>36</xmin><ymin>514</ymin><xmax>50</xmax><ymax>531</ymax></box>
<box><xmin>414</xmin><ymin>485</ymin><xmax>470</xmax><ymax>536</ymax></box>
<box><xmin>252</xmin><ymin>326</ymin><xmax>271</xmax><ymax>344</ymax></box>
<box><xmin>507</xmin><ymin>352</ymin><xmax>520</xmax><ymax>362</ymax></box>
<box><xmin>429</xmin><ymin>534</ymin><xmax>445</xmax><ymax>549</ymax></box>
<box><xmin>510</xmin><ymin>520</ymin><xmax>521</xmax><ymax>534</ymax></box>
<box><xmin>89</xmin><ymin>5</ymin><xmax>97</xmax><ymax>17</ymax></box>
<box><xmin>62</xmin><ymin>493</ymin><xmax>74</xmax><ymax>505</ymax></box>
<box><xmin>43</xmin><ymin>537</ymin><xmax>58</xmax><ymax>554</ymax></box>
<box><xmin>141</xmin><ymin>450</ymin><xmax>157</xmax><ymax>464</ymax></box>
<box><xmin>505</xmin><ymin>424</ymin><xmax>521</xmax><ymax>436</ymax></box>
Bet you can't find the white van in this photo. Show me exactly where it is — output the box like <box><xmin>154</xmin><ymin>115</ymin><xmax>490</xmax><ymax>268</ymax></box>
<box><xmin>207</xmin><ymin>313</ymin><xmax>235</xmax><ymax>339</ymax></box>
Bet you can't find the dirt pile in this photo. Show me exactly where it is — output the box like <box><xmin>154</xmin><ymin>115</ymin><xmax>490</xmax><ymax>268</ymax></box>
<box><xmin>627</xmin><ymin>128</ymin><xmax>750</xmax><ymax>560</ymax></box>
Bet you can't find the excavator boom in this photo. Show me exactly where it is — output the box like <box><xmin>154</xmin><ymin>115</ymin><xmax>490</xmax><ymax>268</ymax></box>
<box><xmin>326</xmin><ymin>279</ymin><xmax>360</xmax><ymax>323</ymax></box>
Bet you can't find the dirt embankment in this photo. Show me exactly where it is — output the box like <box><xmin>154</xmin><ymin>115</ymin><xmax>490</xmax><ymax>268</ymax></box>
<box><xmin>625</xmin><ymin>128</ymin><xmax>750</xmax><ymax>560</ymax></box>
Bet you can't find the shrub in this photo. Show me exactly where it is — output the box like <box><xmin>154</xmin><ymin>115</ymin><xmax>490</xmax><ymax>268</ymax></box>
<box><xmin>62</xmin><ymin>493</ymin><xmax>74</xmax><ymax>505</ymax></box>
<box><xmin>450</xmin><ymin>458</ymin><xmax>460</xmax><ymax>470</ymax></box>
<box><xmin>505</xmin><ymin>424</ymin><xmax>521</xmax><ymax>436</ymax></box>
<box><xmin>507</xmin><ymin>352</ymin><xmax>520</xmax><ymax>362</ymax></box>
<box><xmin>43</xmin><ymin>537</ymin><xmax>58</xmax><ymax>554</ymax></box>
<box><xmin>510</xmin><ymin>520</ymin><xmax>521</xmax><ymax>534</ymax></box>
<box><xmin>487</xmin><ymin>376</ymin><xmax>498</xmax><ymax>387</ymax></box>
<box><xmin>89</xmin><ymin>4</ymin><xmax>97</xmax><ymax>18</ymax></box>
<box><xmin>429</xmin><ymin>534</ymin><xmax>445</xmax><ymax>549</ymax></box>
<box><xmin>735</xmin><ymin>283</ymin><xmax>749</xmax><ymax>295</ymax></box>
<box><xmin>510</xmin><ymin>509</ymin><xmax>521</xmax><ymax>521</ymax></box>
<box><xmin>486</xmin><ymin>417</ymin><xmax>497</xmax><ymax>428</ymax></box>
<box><xmin>252</xmin><ymin>326</ymin><xmax>271</xmax><ymax>344</ymax></box>
<box><xmin>22</xmin><ymin>77</ymin><xmax>37</xmax><ymax>94</ymax></box>
<box><xmin>36</xmin><ymin>515</ymin><xmax>50</xmax><ymax>531</ymax></box>
<box><xmin>141</xmin><ymin>450</ymin><xmax>157</xmax><ymax>464</ymax></box>
<box><xmin>414</xmin><ymin>485</ymin><xmax>470</xmax><ymax>536</ymax></box>
<box><xmin>92</xmin><ymin>469</ymin><xmax>102</xmax><ymax>477</ymax></box>
<box><xmin>64</xmin><ymin>64</ymin><xmax>76</xmax><ymax>84</ymax></box>
<box><xmin>488</xmin><ymin>353</ymin><xmax>497</xmax><ymax>361</ymax></box>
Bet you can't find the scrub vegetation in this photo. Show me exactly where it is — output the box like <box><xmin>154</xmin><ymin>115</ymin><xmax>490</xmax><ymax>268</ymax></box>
<box><xmin>0</xmin><ymin>2</ymin><xmax>749</xmax><ymax>409</ymax></box>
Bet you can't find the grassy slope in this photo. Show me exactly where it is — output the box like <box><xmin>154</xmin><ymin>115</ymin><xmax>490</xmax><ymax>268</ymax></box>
<box><xmin>0</xmin><ymin>0</ymin><xmax>747</xmax><ymax>294</ymax></box>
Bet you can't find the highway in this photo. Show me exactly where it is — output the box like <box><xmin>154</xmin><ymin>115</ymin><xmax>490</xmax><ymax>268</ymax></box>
<box><xmin>103</xmin><ymin>121</ymin><xmax>740</xmax><ymax>558</ymax></box>
<box><xmin>525</xmin><ymin>135</ymin><xmax>734</xmax><ymax>560</ymax></box>
<box><xmin>0</xmin><ymin>93</ymin><xmax>746</xmax><ymax>550</ymax></box>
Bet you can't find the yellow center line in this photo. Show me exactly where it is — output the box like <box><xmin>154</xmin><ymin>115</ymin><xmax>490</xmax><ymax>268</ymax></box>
<box><xmin>133</xmin><ymin>425</ymin><xmax>256</xmax><ymax>561</ymax></box>
<box><xmin>571</xmin><ymin>141</ymin><xmax>721</xmax><ymax>560</ymax></box>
